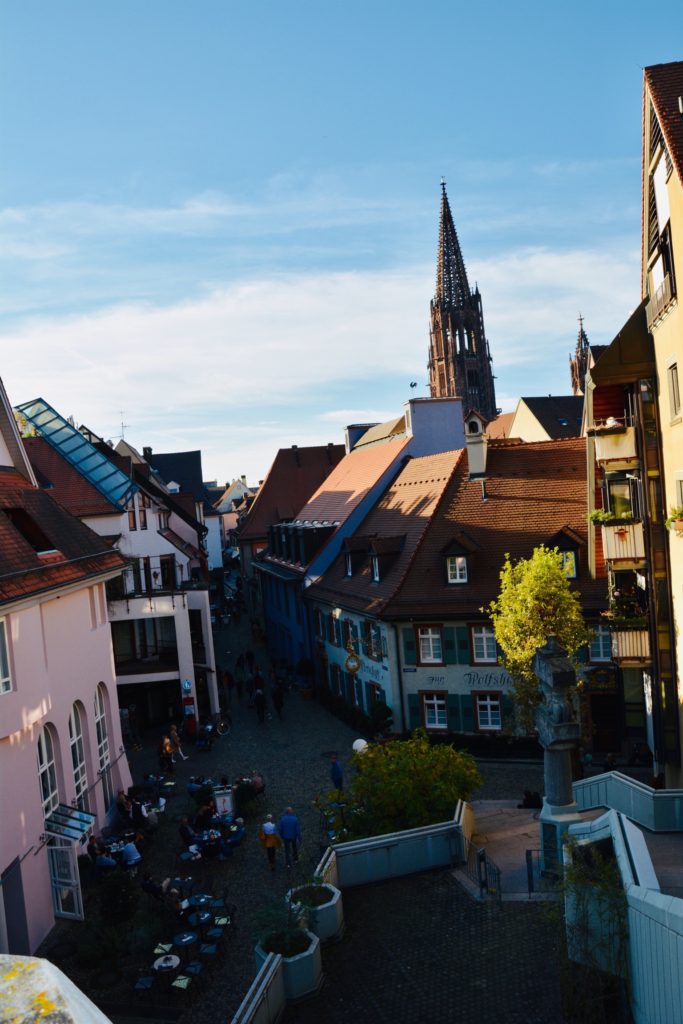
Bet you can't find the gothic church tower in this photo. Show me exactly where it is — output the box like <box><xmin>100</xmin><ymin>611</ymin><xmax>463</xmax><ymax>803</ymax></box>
<box><xmin>427</xmin><ymin>182</ymin><xmax>497</xmax><ymax>421</ymax></box>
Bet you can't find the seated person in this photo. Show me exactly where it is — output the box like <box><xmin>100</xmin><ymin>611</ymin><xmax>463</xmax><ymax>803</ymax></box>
<box><xmin>193</xmin><ymin>803</ymin><xmax>215</xmax><ymax>831</ymax></box>
<box><xmin>86</xmin><ymin>835</ymin><xmax>100</xmax><ymax>864</ymax></box>
<box><xmin>201</xmin><ymin>833</ymin><xmax>221</xmax><ymax>860</ymax></box>
<box><xmin>227</xmin><ymin>817</ymin><xmax>246</xmax><ymax>846</ymax></box>
<box><xmin>186</xmin><ymin>775</ymin><xmax>207</xmax><ymax>796</ymax></box>
<box><xmin>95</xmin><ymin>847</ymin><xmax>117</xmax><ymax>871</ymax></box>
<box><xmin>121</xmin><ymin>839</ymin><xmax>142</xmax><ymax>869</ymax></box>
<box><xmin>141</xmin><ymin>873</ymin><xmax>171</xmax><ymax>900</ymax></box>
<box><xmin>179</xmin><ymin>816</ymin><xmax>197</xmax><ymax>847</ymax></box>
<box><xmin>165</xmin><ymin>888</ymin><xmax>187</xmax><ymax>915</ymax></box>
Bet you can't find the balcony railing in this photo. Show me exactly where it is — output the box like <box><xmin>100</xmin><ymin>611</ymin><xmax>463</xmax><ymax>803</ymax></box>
<box><xmin>593</xmin><ymin>426</ymin><xmax>638</xmax><ymax>464</ymax></box>
<box><xmin>601</xmin><ymin>521</ymin><xmax>645</xmax><ymax>562</ymax></box>
<box><xmin>646</xmin><ymin>273</ymin><xmax>673</xmax><ymax>329</ymax></box>
<box><xmin>611</xmin><ymin>628</ymin><xmax>650</xmax><ymax>663</ymax></box>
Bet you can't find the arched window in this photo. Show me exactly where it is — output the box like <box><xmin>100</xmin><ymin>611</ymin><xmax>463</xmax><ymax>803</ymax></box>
<box><xmin>37</xmin><ymin>726</ymin><xmax>59</xmax><ymax>817</ymax></box>
<box><xmin>69</xmin><ymin>704</ymin><xmax>89</xmax><ymax>811</ymax></box>
<box><xmin>94</xmin><ymin>684</ymin><xmax>113</xmax><ymax>810</ymax></box>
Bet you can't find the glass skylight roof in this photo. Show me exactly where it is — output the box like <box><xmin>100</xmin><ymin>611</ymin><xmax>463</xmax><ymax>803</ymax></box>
<box><xmin>16</xmin><ymin>398</ymin><xmax>138</xmax><ymax>510</ymax></box>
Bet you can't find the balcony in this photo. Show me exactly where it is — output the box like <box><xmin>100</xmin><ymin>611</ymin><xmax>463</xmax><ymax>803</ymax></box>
<box><xmin>646</xmin><ymin>273</ymin><xmax>674</xmax><ymax>329</ymax></box>
<box><xmin>601</xmin><ymin>521</ymin><xmax>645</xmax><ymax>562</ymax></box>
<box><xmin>114</xmin><ymin>646</ymin><xmax>180</xmax><ymax>676</ymax></box>
<box><xmin>592</xmin><ymin>426</ymin><xmax>638</xmax><ymax>464</ymax></box>
<box><xmin>611</xmin><ymin>627</ymin><xmax>651</xmax><ymax>664</ymax></box>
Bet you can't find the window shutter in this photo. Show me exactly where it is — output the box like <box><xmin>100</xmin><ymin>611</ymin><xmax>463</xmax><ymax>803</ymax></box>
<box><xmin>364</xmin><ymin>681</ymin><xmax>375</xmax><ymax>709</ymax></box>
<box><xmin>407</xmin><ymin>693</ymin><xmax>421</xmax><ymax>730</ymax></box>
<box><xmin>460</xmin><ymin>694</ymin><xmax>475</xmax><ymax>732</ymax></box>
<box><xmin>455</xmin><ymin>626</ymin><xmax>470</xmax><ymax>664</ymax></box>
<box><xmin>443</xmin><ymin>627</ymin><xmax>457</xmax><ymax>665</ymax></box>
<box><xmin>361</xmin><ymin>621</ymin><xmax>370</xmax><ymax>657</ymax></box>
<box><xmin>355</xmin><ymin>679</ymin><xmax>364</xmax><ymax>710</ymax></box>
<box><xmin>378</xmin><ymin>686</ymin><xmax>386</xmax><ymax>704</ymax></box>
<box><xmin>402</xmin><ymin>629</ymin><xmax>416</xmax><ymax>666</ymax></box>
<box><xmin>447</xmin><ymin>693</ymin><xmax>461</xmax><ymax>732</ymax></box>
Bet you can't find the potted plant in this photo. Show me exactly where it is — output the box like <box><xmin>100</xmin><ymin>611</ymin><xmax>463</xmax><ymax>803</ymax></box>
<box><xmin>253</xmin><ymin>894</ymin><xmax>323</xmax><ymax>999</ymax></box>
<box><xmin>664</xmin><ymin>505</ymin><xmax>683</xmax><ymax>531</ymax></box>
<box><xmin>290</xmin><ymin>876</ymin><xmax>344</xmax><ymax>943</ymax></box>
<box><xmin>588</xmin><ymin>509</ymin><xmax>634</xmax><ymax>525</ymax></box>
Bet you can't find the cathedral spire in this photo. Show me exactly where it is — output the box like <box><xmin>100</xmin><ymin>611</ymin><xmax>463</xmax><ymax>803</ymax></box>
<box><xmin>435</xmin><ymin>180</ymin><xmax>471</xmax><ymax>309</ymax></box>
<box><xmin>427</xmin><ymin>182</ymin><xmax>497</xmax><ymax>422</ymax></box>
<box><xmin>569</xmin><ymin>314</ymin><xmax>590</xmax><ymax>396</ymax></box>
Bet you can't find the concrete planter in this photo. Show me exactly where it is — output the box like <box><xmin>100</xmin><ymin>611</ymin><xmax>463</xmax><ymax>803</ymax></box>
<box><xmin>290</xmin><ymin>883</ymin><xmax>344</xmax><ymax>942</ymax></box>
<box><xmin>254</xmin><ymin>930</ymin><xmax>322</xmax><ymax>1001</ymax></box>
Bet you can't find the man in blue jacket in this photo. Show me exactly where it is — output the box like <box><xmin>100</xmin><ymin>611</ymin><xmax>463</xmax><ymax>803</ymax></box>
<box><xmin>279</xmin><ymin>807</ymin><xmax>301</xmax><ymax>868</ymax></box>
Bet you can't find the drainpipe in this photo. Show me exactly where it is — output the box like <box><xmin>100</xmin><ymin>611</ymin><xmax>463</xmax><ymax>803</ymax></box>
<box><xmin>393</xmin><ymin>623</ymin><xmax>408</xmax><ymax>735</ymax></box>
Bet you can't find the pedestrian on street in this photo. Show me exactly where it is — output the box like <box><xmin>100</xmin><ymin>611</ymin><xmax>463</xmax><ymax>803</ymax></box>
<box><xmin>279</xmin><ymin>807</ymin><xmax>301</xmax><ymax>868</ymax></box>
<box><xmin>330</xmin><ymin>753</ymin><xmax>344</xmax><ymax>791</ymax></box>
<box><xmin>259</xmin><ymin>814</ymin><xmax>281</xmax><ymax>872</ymax></box>
<box><xmin>170</xmin><ymin>724</ymin><xmax>188</xmax><ymax>761</ymax></box>
<box><xmin>254</xmin><ymin>687</ymin><xmax>267</xmax><ymax>724</ymax></box>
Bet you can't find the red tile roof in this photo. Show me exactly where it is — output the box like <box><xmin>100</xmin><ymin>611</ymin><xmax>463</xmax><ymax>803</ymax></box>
<box><xmin>645</xmin><ymin>62</ymin><xmax>683</xmax><ymax>188</ymax></box>
<box><xmin>0</xmin><ymin>468</ymin><xmax>126</xmax><ymax>606</ymax></box>
<box><xmin>308</xmin><ymin>450</ymin><xmax>463</xmax><ymax>614</ymax></box>
<box><xmin>384</xmin><ymin>437</ymin><xmax>603</xmax><ymax>619</ymax></box>
<box><xmin>24</xmin><ymin>437</ymin><xmax>116</xmax><ymax>517</ymax></box>
<box><xmin>310</xmin><ymin>438</ymin><xmax>605</xmax><ymax>621</ymax></box>
<box><xmin>238</xmin><ymin>444</ymin><xmax>346</xmax><ymax>542</ymax></box>
<box><xmin>486</xmin><ymin>412</ymin><xmax>515</xmax><ymax>439</ymax></box>
<box><xmin>295</xmin><ymin>437</ymin><xmax>410</xmax><ymax>524</ymax></box>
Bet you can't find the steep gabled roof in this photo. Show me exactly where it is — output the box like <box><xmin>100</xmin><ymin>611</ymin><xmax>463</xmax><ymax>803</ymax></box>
<box><xmin>381</xmin><ymin>437</ymin><xmax>603</xmax><ymax>619</ymax></box>
<box><xmin>238</xmin><ymin>444</ymin><xmax>346</xmax><ymax>542</ymax></box>
<box><xmin>0</xmin><ymin>467</ymin><xmax>126</xmax><ymax>606</ymax></box>
<box><xmin>295</xmin><ymin>436</ymin><xmax>410</xmax><ymax>525</ymax></box>
<box><xmin>144</xmin><ymin>449</ymin><xmax>212</xmax><ymax>512</ymax></box>
<box><xmin>645</xmin><ymin>61</ymin><xmax>683</xmax><ymax>187</ymax></box>
<box><xmin>517</xmin><ymin>396</ymin><xmax>584</xmax><ymax>439</ymax></box>
<box><xmin>23</xmin><ymin>437</ymin><xmax>117</xmax><ymax>518</ymax></box>
<box><xmin>307</xmin><ymin>450</ymin><xmax>463</xmax><ymax>614</ymax></box>
<box><xmin>486</xmin><ymin>412</ymin><xmax>515</xmax><ymax>439</ymax></box>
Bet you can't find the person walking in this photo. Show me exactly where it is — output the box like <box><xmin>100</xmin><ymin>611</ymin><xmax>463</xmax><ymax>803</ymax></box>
<box><xmin>330</xmin><ymin>753</ymin><xmax>344</xmax><ymax>791</ymax></box>
<box><xmin>254</xmin><ymin>687</ymin><xmax>267</xmax><ymax>724</ymax></box>
<box><xmin>170</xmin><ymin>724</ymin><xmax>188</xmax><ymax>761</ymax></box>
<box><xmin>279</xmin><ymin>807</ymin><xmax>301</xmax><ymax>868</ymax></box>
<box><xmin>259</xmin><ymin>814</ymin><xmax>281</xmax><ymax>872</ymax></box>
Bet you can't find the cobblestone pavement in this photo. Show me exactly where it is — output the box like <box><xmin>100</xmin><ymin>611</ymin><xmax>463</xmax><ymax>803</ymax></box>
<box><xmin>42</xmin><ymin>611</ymin><xmax>557</xmax><ymax>1023</ymax></box>
<box><xmin>281</xmin><ymin>870</ymin><xmax>562</xmax><ymax>1024</ymax></box>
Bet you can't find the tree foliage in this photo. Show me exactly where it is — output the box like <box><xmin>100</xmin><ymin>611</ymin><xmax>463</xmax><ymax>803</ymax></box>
<box><xmin>328</xmin><ymin>729</ymin><xmax>482</xmax><ymax>838</ymax></box>
<box><xmin>486</xmin><ymin>546</ymin><xmax>592</xmax><ymax>724</ymax></box>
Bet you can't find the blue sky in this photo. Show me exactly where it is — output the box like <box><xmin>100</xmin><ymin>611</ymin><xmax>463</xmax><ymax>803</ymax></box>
<box><xmin>1</xmin><ymin>1</ymin><xmax>682</xmax><ymax>482</ymax></box>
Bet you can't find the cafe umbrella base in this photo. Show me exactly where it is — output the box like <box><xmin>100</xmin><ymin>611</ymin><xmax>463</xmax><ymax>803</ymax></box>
<box><xmin>254</xmin><ymin>930</ymin><xmax>322</xmax><ymax>1001</ymax></box>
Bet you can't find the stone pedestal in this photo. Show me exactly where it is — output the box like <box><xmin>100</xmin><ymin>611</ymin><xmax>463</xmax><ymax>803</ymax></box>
<box><xmin>533</xmin><ymin>637</ymin><xmax>583</xmax><ymax>873</ymax></box>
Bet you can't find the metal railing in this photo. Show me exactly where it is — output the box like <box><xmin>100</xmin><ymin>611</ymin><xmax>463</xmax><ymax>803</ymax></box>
<box><xmin>525</xmin><ymin>848</ymin><xmax>560</xmax><ymax>896</ymax></box>
<box><xmin>462</xmin><ymin>836</ymin><xmax>501</xmax><ymax>901</ymax></box>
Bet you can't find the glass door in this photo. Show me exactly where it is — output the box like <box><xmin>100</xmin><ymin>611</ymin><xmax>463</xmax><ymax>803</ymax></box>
<box><xmin>47</xmin><ymin>840</ymin><xmax>83</xmax><ymax>920</ymax></box>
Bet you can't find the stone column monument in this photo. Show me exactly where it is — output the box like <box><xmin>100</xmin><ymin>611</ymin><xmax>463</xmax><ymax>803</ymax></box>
<box><xmin>533</xmin><ymin>635</ymin><xmax>582</xmax><ymax>872</ymax></box>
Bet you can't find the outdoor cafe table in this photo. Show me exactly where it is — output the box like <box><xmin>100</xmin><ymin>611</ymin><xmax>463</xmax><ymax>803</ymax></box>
<box><xmin>187</xmin><ymin>910</ymin><xmax>213</xmax><ymax>934</ymax></box>
<box><xmin>153</xmin><ymin>954</ymin><xmax>180</xmax><ymax>973</ymax></box>
<box><xmin>173</xmin><ymin>931</ymin><xmax>198</xmax><ymax>958</ymax></box>
<box><xmin>189</xmin><ymin>893</ymin><xmax>212</xmax><ymax>908</ymax></box>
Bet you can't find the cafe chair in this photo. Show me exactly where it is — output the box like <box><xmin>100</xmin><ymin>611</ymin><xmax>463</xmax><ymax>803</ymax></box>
<box><xmin>133</xmin><ymin>969</ymin><xmax>155</xmax><ymax>1001</ymax></box>
<box><xmin>171</xmin><ymin>973</ymin><xmax>194</xmax><ymax>1000</ymax></box>
<box><xmin>198</xmin><ymin>942</ymin><xmax>218</xmax><ymax>962</ymax></box>
<box><xmin>210</xmin><ymin>887</ymin><xmax>228</xmax><ymax>910</ymax></box>
<box><xmin>153</xmin><ymin>942</ymin><xmax>173</xmax><ymax>956</ymax></box>
<box><xmin>184</xmin><ymin>960</ymin><xmax>204</xmax><ymax>985</ymax></box>
<box><xmin>205</xmin><ymin>925</ymin><xmax>224</xmax><ymax>945</ymax></box>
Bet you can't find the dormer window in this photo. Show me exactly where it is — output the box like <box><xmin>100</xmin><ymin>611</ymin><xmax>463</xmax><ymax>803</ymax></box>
<box><xmin>371</xmin><ymin>554</ymin><xmax>380</xmax><ymax>582</ymax></box>
<box><xmin>447</xmin><ymin>555</ymin><xmax>467</xmax><ymax>584</ymax></box>
<box><xmin>561</xmin><ymin>550</ymin><xmax>577</xmax><ymax>579</ymax></box>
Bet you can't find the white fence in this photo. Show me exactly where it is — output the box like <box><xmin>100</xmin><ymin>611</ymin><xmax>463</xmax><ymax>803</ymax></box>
<box><xmin>231</xmin><ymin>952</ymin><xmax>285</xmax><ymax>1024</ymax></box>
<box><xmin>573</xmin><ymin>771</ymin><xmax>683</xmax><ymax>832</ymax></box>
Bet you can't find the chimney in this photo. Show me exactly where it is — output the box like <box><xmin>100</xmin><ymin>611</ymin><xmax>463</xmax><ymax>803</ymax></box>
<box><xmin>465</xmin><ymin>415</ymin><xmax>487</xmax><ymax>478</ymax></box>
<box><xmin>241</xmin><ymin>475</ymin><xmax>247</xmax><ymax>484</ymax></box>
<box><xmin>143</xmin><ymin>446</ymin><xmax>152</xmax><ymax>459</ymax></box>
<box><xmin>291</xmin><ymin>445</ymin><xmax>300</xmax><ymax>467</ymax></box>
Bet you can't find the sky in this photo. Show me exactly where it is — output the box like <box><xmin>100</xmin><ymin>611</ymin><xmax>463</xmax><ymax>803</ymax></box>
<box><xmin>1</xmin><ymin>2</ymin><xmax>682</xmax><ymax>484</ymax></box>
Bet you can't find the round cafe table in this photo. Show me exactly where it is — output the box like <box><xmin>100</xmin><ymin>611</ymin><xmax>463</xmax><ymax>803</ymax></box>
<box><xmin>189</xmin><ymin>893</ymin><xmax>212</xmax><ymax>908</ymax></box>
<box><xmin>154</xmin><ymin>954</ymin><xmax>180</xmax><ymax>972</ymax></box>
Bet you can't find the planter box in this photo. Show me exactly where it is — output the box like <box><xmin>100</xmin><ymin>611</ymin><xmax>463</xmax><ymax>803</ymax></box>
<box><xmin>601</xmin><ymin>521</ymin><xmax>645</xmax><ymax>561</ymax></box>
<box><xmin>593</xmin><ymin>427</ymin><xmax>637</xmax><ymax>463</ymax></box>
<box><xmin>290</xmin><ymin>884</ymin><xmax>344</xmax><ymax>943</ymax></box>
<box><xmin>611</xmin><ymin>629</ymin><xmax>650</xmax><ymax>663</ymax></box>
<box><xmin>254</xmin><ymin>930</ymin><xmax>322</xmax><ymax>1001</ymax></box>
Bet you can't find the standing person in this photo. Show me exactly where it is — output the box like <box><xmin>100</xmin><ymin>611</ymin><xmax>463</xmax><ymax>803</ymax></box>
<box><xmin>259</xmin><ymin>814</ymin><xmax>281</xmax><ymax>872</ymax></box>
<box><xmin>279</xmin><ymin>807</ymin><xmax>301</xmax><ymax>868</ymax></box>
<box><xmin>254</xmin><ymin>687</ymin><xmax>267</xmax><ymax>724</ymax></box>
<box><xmin>330</xmin><ymin>754</ymin><xmax>344</xmax><ymax>791</ymax></box>
<box><xmin>160</xmin><ymin>735</ymin><xmax>174</xmax><ymax>773</ymax></box>
<box><xmin>170</xmin><ymin>724</ymin><xmax>188</xmax><ymax>761</ymax></box>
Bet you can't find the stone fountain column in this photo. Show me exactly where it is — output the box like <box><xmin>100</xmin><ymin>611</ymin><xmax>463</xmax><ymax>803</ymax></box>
<box><xmin>533</xmin><ymin>636</ymin><xmax>583</xmax><ymax>872</ymax></box>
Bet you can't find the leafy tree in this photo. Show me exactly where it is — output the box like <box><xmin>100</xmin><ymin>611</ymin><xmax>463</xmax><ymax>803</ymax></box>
<box><xmin>326</xmin><ymin>729</ymin><xmax>481</xmax><ymax>838</ymax></box>
<box><xmin>486</xmin><ymin>546</ymin><xmax>592</xmax><ymax>727</ymax></box>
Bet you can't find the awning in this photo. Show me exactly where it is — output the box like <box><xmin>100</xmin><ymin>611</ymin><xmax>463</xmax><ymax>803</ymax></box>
<box><xmin>44</xmin><ymin>804</ymin><xmax>96</xmax><ymax>843</ymax></box>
